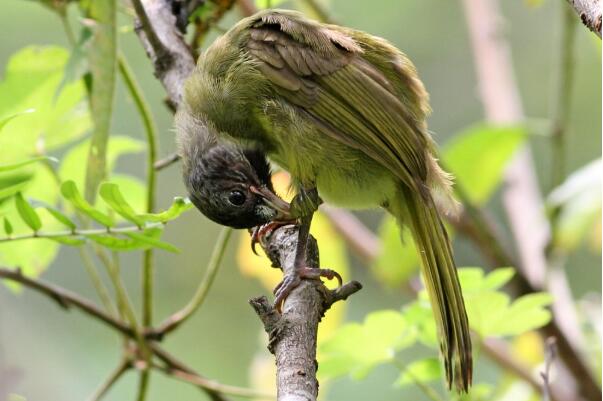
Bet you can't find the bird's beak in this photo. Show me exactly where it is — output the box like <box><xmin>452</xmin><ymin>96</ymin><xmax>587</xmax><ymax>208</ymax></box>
<box><xmin>249</xmin><ymin>185</ymin><xmax>292</xmax><ymax>221</ymax></box>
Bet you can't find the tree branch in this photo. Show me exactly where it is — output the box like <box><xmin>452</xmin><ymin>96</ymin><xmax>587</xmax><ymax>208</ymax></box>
<box><xmin>565</xmin><ymin>0</ymin><xmax>602</xmax><ymax>38</ymax></box>
<box><xmin>131</xmin><ymin>0</ymin><xmax>195</xmax><ymax>106</ymax></box>
<box><xmin>0</xmin><ymin>267</ymin><xmax>134</xmax><ymax>337</ymax></box>
<box><xmin>250</xmin><ymin>225</ymin><xmax>362</xmax><ymax>401</ymax></box>
<box><xmin>0</xmin><ymin>265</ymin><xmax>266</xmax><ymax>401</ymax></box>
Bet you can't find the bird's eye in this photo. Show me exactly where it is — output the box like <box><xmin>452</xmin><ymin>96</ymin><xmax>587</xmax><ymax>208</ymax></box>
<box><xmin>228</xmin><ymin>190</ymin><xmax>246</xmax><ymax>206</ymax></box>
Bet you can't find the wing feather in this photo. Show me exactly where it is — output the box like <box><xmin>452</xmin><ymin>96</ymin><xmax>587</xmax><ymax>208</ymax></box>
<box><xmin>245</xmin><ymin>11</ymin><xmax>432</xmax><ymax>195</ymax></box>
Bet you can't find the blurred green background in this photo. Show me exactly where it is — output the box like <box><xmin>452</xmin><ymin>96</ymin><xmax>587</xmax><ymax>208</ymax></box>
<box><xmin>0</xmin><ymin>0</ymin><xmax>600</xmax><ymax>400</ymax></box>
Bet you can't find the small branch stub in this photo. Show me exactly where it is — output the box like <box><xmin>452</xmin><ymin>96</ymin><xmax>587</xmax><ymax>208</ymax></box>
<box><xmin>249</xmin><ymin>225</ymin><xmax>362</xmax><ymax>401</ymax></box>
<box><xmin>566</xmin><ymin>0</ymin><xmax>602</xmax><ymax>38</ymax></box>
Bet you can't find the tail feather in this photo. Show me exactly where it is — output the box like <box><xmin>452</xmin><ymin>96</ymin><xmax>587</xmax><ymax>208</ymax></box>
<box><xmin>391</xmin><ymin>187</ymin><xmax>472</xmax><ymax>392</ymax></box>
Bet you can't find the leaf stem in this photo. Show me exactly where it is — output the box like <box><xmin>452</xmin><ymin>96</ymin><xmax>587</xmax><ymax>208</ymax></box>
<box><xmin>0</xmin><ymin>222</ymin><xmax>165</xmax><ymax>243</ymax></box>
<box><xmin>117</xmin><ymin>52</ymin><xmax>158</xmax><ymax>329</ymax></box>
<box><xmin>94</xmin><ymin>247</ymin><xmax>140</xmax><ymax>334</ymax></box>
<box><xmin>151</xmin><ymin>227</ymin><xmax>232</xmax><ymax>337</ymax></box>
<box><xmin>78</xmin><ymin>247</ymin><xmax>116</xmax><ymax>315</ymax></box>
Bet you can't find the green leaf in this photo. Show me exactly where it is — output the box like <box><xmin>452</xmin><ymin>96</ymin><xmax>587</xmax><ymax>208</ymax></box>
<box><xmin>83</xmin><ymin>0</ymin><xmax>117</xmax><ymax>202</ymax></box>
<box><xmin>87</xmin><ymin>233</ymin><xmax>149</xmax><ymax>251</ymax></box>
<box><xmin>0</xmin><ymin>109</ymin><xmax>35</xmax><ymax>133</ymax></box>
<box><xmin>0</xmin><ymin>46</ymin><xmax>91</xmax><ymax>164</ymax></box>
<box><xmin>50</xmin><ymin>235</ymin><xmax>86</xmax><ymax>246</ymax></box>
<box><xmin>99</xmin><ymin>182</ymin><xmax>144</xmax><ymax>226</ymax></box>
<box><xmin>547</xmin><ymin>159</ymin><xmax>602</xmax><ymax>251</ymax></box>
<box><xmin>0</xmin><ymin>180</ymin><xmax>30</xmax><ymax>202</ymax></box>
<box><xmin>401</xmin><ymin>300</ymin><xmax>438</xmax><ymax>348</ymax></box>
<box><xmin>319</xmin><ymin>310</ymin><xmax>413</xmax><ymax>380</ymax></box>
<box><xmin>59</xmin><ymin>136</ymin><xmax>144</xmax><ymax>190</ymax></box>
<box><xmin>457</xmin><ymin>267</ymin><xmax>554</xmax><ymax>337</ymax></box>
<box><xmin>15</xmin><ymin>192</ymin><xmax>42</xmax><ymax>231</ymax></box>
<box><xmin>0</xmin><ymin>169</ymin><xmax>62</xmax><ymax>279</ymax></box>
<box><xmin>125</xmin><ymin>230</ymin><xmax>179</xmax><ymax>253</ymax></box>
<box><xmin>395</xmin><ymin>358</ymin><xmax>441</xmax><ymax>387</ymax></box>
<box><xmin>44</xmin><ymin>206</ymin><xmax>76</xmax><ymax>230</ymax></box>
<box><xmin>60</xmin><ymin>180</ymin><xmax>113</xmax><ymax>227</ymax></box>
<box><xmin>372</xmin><ymin>215</ymin><xmax>419</xmax><ymax>287</ymax></box>
<box><xmin>456</xmin><ymin>267</ymin><xmax>514</xmax><ymax>291</ymax></box>
<box><xmin>110</xmin><ymin>174</ymin><xmax>146</xmax><ymax>217</ymax></box>
<box><xmin>3</xmin><ymin>217</ymin><xmax>13</xmax><ymax>235</ymax></box>
<box><xmin>138</xmin><ymin>197</ymin><xmax>193</xmax><ymax>223</ymax></box>
<box><xmin>0</xmin><ymin>156</ymin><xmax>58</xmax><ymax>172</ymax></box>
<box><xmin>443</xmin><ymin>124</ymin><xmax>526</xmax><ymax>204</ymax></box>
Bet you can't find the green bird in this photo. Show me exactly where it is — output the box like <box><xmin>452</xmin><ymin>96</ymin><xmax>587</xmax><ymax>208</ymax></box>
<box><xmin>176</xmin><ymin>9</ymin><xmax>472</xmax><ymax>391</ymax></box>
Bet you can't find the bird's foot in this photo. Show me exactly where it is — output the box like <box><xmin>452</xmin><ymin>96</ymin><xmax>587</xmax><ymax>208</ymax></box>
<box><xmin>250</xmin><ymin>220</ymin><xmax>296</xmax><ymax>255</ymax></box>
<box><xmin>273</xmin><ymin>266</ymin><xmax>343</xmax><ymax>312</ymax></box>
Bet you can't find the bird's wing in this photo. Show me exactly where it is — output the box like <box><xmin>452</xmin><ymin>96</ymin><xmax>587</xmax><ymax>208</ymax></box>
<box><xmin>244</xmin><ymin>11</ymin><xmax>432</xmax><ymax>195</ymax></box>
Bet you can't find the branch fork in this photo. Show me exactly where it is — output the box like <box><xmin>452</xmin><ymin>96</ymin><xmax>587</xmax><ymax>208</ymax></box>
<box><xmin>249</xmin><ymin>225</ymin><xmax>362</xmax><ymax>401</ymax></box>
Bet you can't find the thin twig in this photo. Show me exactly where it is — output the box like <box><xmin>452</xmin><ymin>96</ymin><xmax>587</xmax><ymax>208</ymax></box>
<box><xmin>94</xmin><ymin>246</ymin><xmax>150</xmax><ymax>367</ymax></box>
<box><xmin>154</xmin><ymin>153</ymin><xmax>180</xmax><ymax>171</ymax></box>
<box><xmin>117</xmin><ymin>52</ymin><xmax>159</xmax><ymax>326</ymax></box>
<box><xmin>150</xmin><ymin>344</ymin><xmax>241</xmax><ymax>401</ymax></box>
<box><xmin>88</xmin><ymin>358</ymin><xmax>131</xmax><ymax>401</ymax></box>
<box><xmin>0</xmin><ymin>267</ymin><xmax>248</xmax><ymax>401</ymax></box>
<box><xmin>0</xmin><ymin>267</ymin><xmax>133</xmax><ymax>336</ymax></box>
<box><xmin>131</xmin><ymin>0</ymin><xmax>169</xmax><ymax>60</ymax></box>
<box><xmin>131</xmin><ymin>0</ymin><xmax>195</xmax><ymax>105</ymax></box>
<box><xmin>78</xmin><ymin>247</ymin><xmax>117</xmax><ymax>315</ymax></box>
<box><xmin>0</xmin><ymin>222</ymin><xmax>165</xmax><ymax>243</ymax></box>
<box><xmin>153</xmin><ymin>361</ymin><xmax>273</xmax><ymax>399</ymax></box>
<box><xmin>150</xmin><ymin>227</ymin><xmax>232</xmax><ymax>338</ymax></box>
<box><xmin>482</xmin><ymin>338</ymin><xmax>563</xmax><ymax>401</ymax></box>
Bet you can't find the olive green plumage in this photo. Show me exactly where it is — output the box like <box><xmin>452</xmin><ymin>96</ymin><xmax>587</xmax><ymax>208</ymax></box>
<box><xmin>178</xmin><ymin>9</ymin><xmax>472</xmax><ymax>391</ymax></box>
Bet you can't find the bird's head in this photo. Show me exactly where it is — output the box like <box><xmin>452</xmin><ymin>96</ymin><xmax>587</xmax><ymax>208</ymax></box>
<box><xmin>183</xmin><ymin>143</ymin><xmax>291</xmax><ymax>229</ymax></box>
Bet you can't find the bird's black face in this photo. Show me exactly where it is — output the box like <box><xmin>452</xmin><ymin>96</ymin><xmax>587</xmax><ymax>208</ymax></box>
<box><xmin>185</xmin><ymin>145</ymin><xmax>290</xmax><ymax>229</ymax></box>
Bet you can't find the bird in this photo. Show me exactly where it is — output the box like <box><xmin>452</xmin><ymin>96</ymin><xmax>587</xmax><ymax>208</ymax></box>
<box><xmin>175</xmin><ymin>9</ymin><xmax>472</xmax><ymax>392</ymax></box>
<box><xmin>175</xmin><ymin>119</ymin><xmax>291</xmax><ymax>229</ymax></box>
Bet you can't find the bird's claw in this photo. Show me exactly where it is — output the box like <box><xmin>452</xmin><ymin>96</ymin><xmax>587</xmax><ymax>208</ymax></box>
<box><xmin>250</xmin><ymin>220</ymin><xmax>296</xmax><ymax>255</ymax></box>
<box><xmin>273</xmin><ymin>266</ymin><xmax>343</xmax><ymax>312</ymax></box>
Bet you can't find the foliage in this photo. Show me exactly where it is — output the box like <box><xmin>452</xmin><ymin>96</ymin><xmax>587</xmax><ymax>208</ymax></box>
<box><xmin>318</xmin><ymin>268</ymin><xmax>554</xmax><ymax>395</ymax></box>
